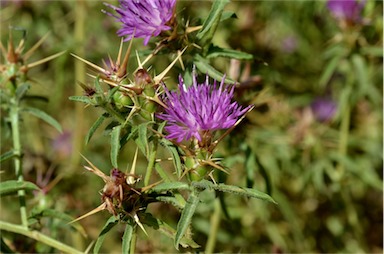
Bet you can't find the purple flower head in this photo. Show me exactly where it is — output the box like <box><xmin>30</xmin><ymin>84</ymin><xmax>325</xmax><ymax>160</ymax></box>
<box><xmin>327</xmin><ymin>0</ymin><xmax>366</xmax><ymax>23</ymax></box>
<box><xmin>157</xmin><ymin>73</ymin><xmax>252</xmax><ymax>144</ymax></box>
<box><xmin>103</xmin><ymin>0</ymin><xmax>176</xmax><ymax>45</ymax></box>
<box><xmin>310</xmin><ymin>97</ymin><xmax>338</xmax><ymax>122</ymax></box>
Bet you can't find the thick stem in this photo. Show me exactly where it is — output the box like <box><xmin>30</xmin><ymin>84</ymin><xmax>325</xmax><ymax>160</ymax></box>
<box><xmin>0</xmin><ymin>220</ymin><xmax>83</xmax><ymax>254</ymax></box>
<box><xmin>205</xmin><ymin>198</ymin><xmax>221</xmax><ymax>254</ymax></box>
<box><xmin>10</xmin><ymin>101</ymin><xmax>28</xmax><ymax>228</ymax></box>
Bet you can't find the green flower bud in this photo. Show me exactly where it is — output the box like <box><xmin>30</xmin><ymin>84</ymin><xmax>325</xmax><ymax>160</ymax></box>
<box><xmin>113</xmin><ymin>90</ymin><xmax>133</xmax><ymax>109</ymax></box>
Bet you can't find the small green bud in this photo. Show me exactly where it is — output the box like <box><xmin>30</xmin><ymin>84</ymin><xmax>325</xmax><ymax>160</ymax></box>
<box><xmin>113</xmin><ymin>90</ymin><xmax>133</xmax><ymax>109</ymax></box>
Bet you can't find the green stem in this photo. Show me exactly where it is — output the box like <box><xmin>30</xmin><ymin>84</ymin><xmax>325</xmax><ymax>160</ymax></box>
<box><xmin>205</xmin><ymin>198</ymin><xmax>221</xmax><ymax>254</ymax></box>
<box><xmin>144</xmin><ymin>139</ymin><xmax>157</xmax><ymax>186</ymax></box>
<box><xmin>0</xmin><ymin>220</ymin><xmax>83</xmax><ymax>254</ymax></box>
<box><xmin>129</xmin><ymin>229</ymin><xmax>137</xmax><ymax>254</ymax></box>
<box><xmin>103</xmin><ymin>104</ymin><xmax>126</xmax><ymax>125</ymax></box>
<box><xmin>335</xmin><ymin>96</ymin><xmax>351</xmax><ymax>180</ymax></box>
<box><xmin>10</xmin><ymin>100</ymin><xmax>28</xmax><ymax>228</ymax></box>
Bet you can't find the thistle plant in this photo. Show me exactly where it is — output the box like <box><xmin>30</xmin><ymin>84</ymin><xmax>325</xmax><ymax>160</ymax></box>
<box><xmin>67</xmin><ymin>0</ymin><xmax>275</xmax><ymax>252</ymax></box>
<box><xmin>1</xmin><ymin>0</ymin><xmax>380</xmax><ymax>253</ymax></box>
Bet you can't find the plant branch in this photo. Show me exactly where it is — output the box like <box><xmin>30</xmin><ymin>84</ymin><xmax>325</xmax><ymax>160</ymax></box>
<box><xmin>0</xmin><ymin>220</ymin><xmax>83</xmax><ymax>254</ymax></box>
<box><xmin>10</xmin><ymin>100</ymin><xmax>28</xmax><ymax>228</ymax></box>
<box><xmin>205</xmin><ymin>198</ymin><xmax>221</xmax><ymax>254</ymax></box>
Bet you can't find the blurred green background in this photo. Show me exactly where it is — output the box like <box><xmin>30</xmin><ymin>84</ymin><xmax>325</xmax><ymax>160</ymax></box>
<box><xmin>1</xmin><ymin>0</ymin><xmax>382</xmax><ymax>253</ymax></box>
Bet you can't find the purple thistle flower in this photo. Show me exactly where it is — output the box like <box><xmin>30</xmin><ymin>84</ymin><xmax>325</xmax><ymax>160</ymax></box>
<box><xmin>157</xmin><ymin>74</ymin><xmax>252</xmax><ymax>143</ymax></box>
<box><xmin>310</xmin><ymin>97</ymin><xmax>338</xmax><ymax>122</ymax></box>
<box><xmin>103</xmin><ymin>0</ymin><xmax>176</xmax><ymax>45</ymax></box>
<box><xmin>327</xmin><ymin>0</ymin><xmax>366</xmax><ymax>23</ymax></box>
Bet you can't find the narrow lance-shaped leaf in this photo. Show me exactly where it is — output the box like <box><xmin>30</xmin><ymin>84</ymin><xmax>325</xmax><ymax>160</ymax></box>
<box><xmin>141</xmin><ymin>213</ymin><xmax>200</xmax><ymax>249</ymax></box>
<box><xmin>110</xmin><ymin>125</ymin><xmax>121</xmax><ymax>168</ymax></box>
<box><xmin>0</xmin><ymin>180</ymin><xmax>40</xmax><ymax>196</ymax></box>
<box><xmin>194</xmin><ymin>55</ymin><xmax>235</xmax><ymax>84</ymax></box>
<box><xmin>16</xmin><ymin>83</ymin><xmax>30</xmax><ymax>102</ymax></box>
<box><xmin>122</xmin><ymin>223</ymin><xmax>134</xmax><ymax>253</ymax></box>
<box><xmin>175</xmin><ymin>190</ymin><xmax>200</xmax><ymax>249</ymax></box>
<box><xmin>0</xmin><ymin>150</ymin><xmax>16</xmax><ymax>163</ymax></box>
<box><xmin>192</xmin><ymin>180</ymin><xmax>277</xmax><ymax>204</ymax></box>
<box><xmin>22</xmin><ymin>107</ymin><xmax>62</xmax><ymax>133</ymax></box>
<box><xmin>196</xmin><ymin>0</ymin><xmax>230</xmax><ymax>49</ymax></box>
<box><xmin>162</xmin><ymin>139</ymin><xmax>182</xmax><ymax>178</ymax></box>
<box><xmin>135</xmin><ymin>123</ymin><xmax>149</xmax><ymax>157</ymax></box>
<box><xmin>85</xmin><ymin>113</ymin><xmax>109</xmax><ymax>145</ymax></box>
<box><xmin>207</xmin><ymin>45</ymin><xmax>253</xmax><ymax>60</ymax></box>
<box><xmin>69</xmin><ymin>95</ymin><xmax>92</xmax><ymax>104</ymax></box>
<box><xmin>93</xmin><ymin>216</ymin><xmax>119</xmax><ymax>254</ymax></box>
<box><xmin>151</xmin><ymin>182</ymin><xmax>190</xmax><ymax>193</ymax></box>
<box><xmin>220</xmin><ymin>11</ymin><xmax>237</xmax><ymax>22</ymax></box>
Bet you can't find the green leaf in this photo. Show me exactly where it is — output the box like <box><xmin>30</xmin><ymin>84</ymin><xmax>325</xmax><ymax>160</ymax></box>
<box><xmin>141</xmin><ymin>213</ymin><xmax>200</xmax><ymax>249</ymax></box>
<box><xmin>196</xmin><ymin>0</ymin><xmax>230</xmax><ymax>49</ymax></box>
<box><xmin>155</xmin><ymin>196</ymin><xmax>185</xmax><ymax>210</ymax></box>
<box><xmin>110</xmin><ymin>125</ymin><xmax>121</xmax><ymax>168</ymax></box>
<box><xmin>352</xmin><ymin>54</ymin><xmax>372</xmax><ymax>101</ymax></box>
<box><xmin>319</xmin><ymin>46</ymin><xmax>347</xmax><ymax>88</ymax></box>
<box><xmin>22</xmin><ymin>107</ymin><xmax>62</xmax><ymax>133</ymax></box>
<box><xmin>0</xmin><ymin>150</ymin><xmax>16</xmax><ymax>162</ymax></box>
<box><xmin>161</xmin><ymin>140</ymin><xmax>182</xmax><ymax>178</ymax></box>
<box><xmin>207</xmin><ymin>45</ymin><xmax>253</xmax><ymax>60</ymax></box>
<box><xmin>122</xmin><ymin>223</ymin><xmax>134</xmax><ymax>253</ymax></box>
<box><xmin>135</xmin><ymin>123</ymin><xmax>150</xmax><ymax>157</ymax></box>
<box><xmin>0</xmin><ymin>180</ymin><xmax>40</xmax><ymax>196</ymax></box>
<box><xmin>94</xmin><ymin>77</ymin><xmax>104</xmax><ymax>94</ymax></box>
<box><xmin>192</xmin><ymin>180</ymin><xmax>277</xmax><ymax>204</ymax></box>
<box><xmin>93</xmin><ymin>216</ymin><xmax>118</xmax><ymax>254</ymax></box>
<box><xmin>220</xmin><ymin>11</ymin><xmax>237</xmax><ymax>22</ymax></box>
<box><xmin>151</xmin><ymin>182</ymin><xmax>190</xmax><ymax>193</ymax></box>
<box><xmin>69</xmin><ymin>95</ymin><xmax>92</xmax><ymax>104</ymax></box>
<box><xmin>194</xmin><ymin>55</ymin><xmax>235</xmax><ymax>84</ymax></box>
<box><xmin>85</xmin><ymin>113</ymin><xmax>109</xmax><ymax>145</ymax></box>
<box><xmin>23</xmin><ymin>95</ymin><xmax>49</xmax><ymax>103</ymax></box>
<box><xmin>360</xmin><ymin>46</ymin><xmax>383</xmax><ymax>57</ymax></box>
<box><xmin>182</xmin><ymin>66</ymin><xmax>194</xmax><ymax>87</ymax></box>
<box><xmin>16</xmin><ymin>83</ymin><xmax>30</xmax><ymax>102</ymax></box>
<box><xmin>175</xmin><ymin>190</ymin><xmax>200</xmax><ymax>249</ymax></box>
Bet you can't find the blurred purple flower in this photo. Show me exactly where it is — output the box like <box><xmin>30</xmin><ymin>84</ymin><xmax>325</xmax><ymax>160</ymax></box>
<box><xmin>103</xmin><ymin>0</ymin><xmax>176</xmax><ymax>45</ymax></box>
<box><xmin>281</xmin><ymin>36</ymin><xmax>298</xmax><ymax>53</ymax></box>
<box><xmin>327</xmin><ymin>0</ymin><xmax>366</xmax><ymax>23</ymax></box>
<box><xmin>157</xmin><ymin>73</ymin><xmax>252</xmax><ymax>143</ymax></box>
<box><xmin>52</xmin><ymin>131</ymin><xmax>72</xmax><ymax>158</ymax></box>
<box><xmin>311</xmin><ymin>97</ymin><xmax>337</xmax><ymax>122</ymax></box>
